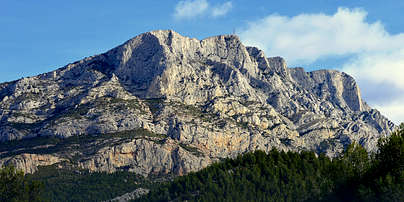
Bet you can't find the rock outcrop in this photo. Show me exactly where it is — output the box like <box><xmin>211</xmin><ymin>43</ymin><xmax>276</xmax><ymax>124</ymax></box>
<box><xmin>107</xmin><ymin>188</ymin><xmax>149</xmax><ymax>202</ymax></box>
<box><xmin>0</xmin><ymin>153</ymin><xmax>66</xmax><ymax>174</ymax></box>
<box><xmin>0</xmin><ymin>30</ymin><xmax>395</xmax><ymax>175</ymax></box>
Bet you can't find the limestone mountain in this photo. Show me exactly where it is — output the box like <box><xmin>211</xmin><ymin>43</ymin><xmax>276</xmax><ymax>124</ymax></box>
<box><xmin>0</xmin><ymin>30</ymin><xmax>395</xmax><ymax>176</ymax></box>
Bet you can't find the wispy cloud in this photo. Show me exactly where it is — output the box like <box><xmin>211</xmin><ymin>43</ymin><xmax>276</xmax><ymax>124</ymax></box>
<box><xmin>212</xmin><ymin>2</ymin><xmax>233</xmax><ymax>17</ymax></box>
<box><xmin>373</xmin><ymin>97</ymin><xmax>404</xmax><ymax>125</ymax></box>
<box><xmin>342</xmin><ymin>49</ymin><xmax>404</xmax><ymax>91</ymax></box>
<box><xmin>342</xmin><ymin>49</ymin><xmax>404</xmax><ymax>124</ymax></box>
<box><xmin>173</xmin><ymin>0</ymin><xmax>232</xmax><ymax>20</ymax></box>
<box><xmin>239</xmin><ymin>8</ymin><xmax>404</xmax><ymax>65</ymax></box>
<box><xmin>239</xmin><ymin>8</ymin><xmax>404</xmax><ymax>124</ymax></box>
<box><xmin>174</xmin><ymin>0</ymin><xmax>209</xmax><ymax>19</ymax></box>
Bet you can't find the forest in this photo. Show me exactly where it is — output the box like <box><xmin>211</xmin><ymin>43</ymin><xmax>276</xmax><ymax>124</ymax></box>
<box><xmin>136</xmin><ymin>124</ymin><xmax>404</xmax><ymax>202</ymax></box>
<box><xmin>1</xmin><ymin>124</ymin><xmax>403</xmax><ymax>202</ymax></box>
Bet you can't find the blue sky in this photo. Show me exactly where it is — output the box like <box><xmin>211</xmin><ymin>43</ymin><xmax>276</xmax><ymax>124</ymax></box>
<box><xmin>1</xmin><ymin>0</ymin><xmax>403</xmax><ymax>123</ymax></box>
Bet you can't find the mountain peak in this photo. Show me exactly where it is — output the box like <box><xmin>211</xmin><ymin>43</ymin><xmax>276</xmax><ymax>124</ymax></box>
<box><xmin>90</xmin><ymin>30</ymin><xmax>258</xmax><ymax>101</ymax></box>
<box><xmin>0</xmin><ymin>30</ymin><xmax>396</xmax><ymax>176</ymax></box>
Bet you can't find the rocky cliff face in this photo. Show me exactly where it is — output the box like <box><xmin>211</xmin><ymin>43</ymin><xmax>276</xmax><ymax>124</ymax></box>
<box><xmin>0</xmin><ymin>30</ymin><xmax>395</xmax><ymax>175</ymax></box>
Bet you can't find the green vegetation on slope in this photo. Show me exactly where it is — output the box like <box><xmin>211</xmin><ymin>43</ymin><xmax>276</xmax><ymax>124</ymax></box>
<box><xmin>0</xmin><ymin>128</ymin><xmax>165</xmax><ymax>159</ymax></box>
<box><xmin>0</xmin><ymin>165</ymin><xmax>43</xmax><ymax>202</ymax></box>
<box><xmin>136</xmin><ymin>124</ymin><xmax>404</xmax><ymax>202</ymax></box>
<box><xmin>1</xmin><ymin>124</ymin><xmax>403</xmax><ymax>202</ymax></box>
<box><xmin>25</xmin><ymin>165</ymin><xmax>149</xmax><ymax>202</ymax></box>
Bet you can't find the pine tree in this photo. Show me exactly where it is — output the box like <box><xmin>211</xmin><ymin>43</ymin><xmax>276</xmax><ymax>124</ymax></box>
<box><xmin>0</xmin><ymin>165</ymin><xmax>43</xmax><ymax>202</ymax></box>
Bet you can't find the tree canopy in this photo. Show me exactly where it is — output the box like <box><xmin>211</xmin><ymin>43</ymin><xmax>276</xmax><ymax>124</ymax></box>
<box><xmin>0</xmin><ymin>165</ymin><xmax>43</xmax><ymax>202</ymax></box>
<box><xmin>136</xmin><ymin>124</ymin><xmax>404</xmax><ymax>202</ymax></box>
<box><xmin>1</xmin><ymin>124</ymin><xmax>403</xmax><ymax>201</ymax></box>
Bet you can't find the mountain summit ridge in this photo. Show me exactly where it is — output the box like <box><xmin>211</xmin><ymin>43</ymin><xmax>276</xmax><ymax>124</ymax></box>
<box><xmin>0</xmin><ymin>30</ymin><xmax>395</xmax><ymax>176</ymax></box>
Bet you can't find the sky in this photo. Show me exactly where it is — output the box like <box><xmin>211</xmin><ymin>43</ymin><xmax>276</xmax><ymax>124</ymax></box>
<box><xmin>1</xmin><ymin>0</ymin><xmax>403</xmax><ymax>124</ymax></box>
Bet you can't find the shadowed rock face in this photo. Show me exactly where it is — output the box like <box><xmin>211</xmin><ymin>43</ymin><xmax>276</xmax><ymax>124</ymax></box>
<box><xmin>0</xmin><ymin>30</ymin><xmax>395</xmax><ymax>176</ymax></box>
<box><xmin>290</xmin><ymin>68</ymin><xmax>364</xmax><ymax>112</ymax></box>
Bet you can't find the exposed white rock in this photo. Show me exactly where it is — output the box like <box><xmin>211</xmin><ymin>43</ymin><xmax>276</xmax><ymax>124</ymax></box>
<box><xmin>107</xmin><ymin>188</ymin><xmax>149</xmax><ymax>202</ymax></box>
<box><xmin>0</xmin><ymin>30</ymin><xmax>395</xmax><ymax>176</ymax></box>
<box><xmin>0</xmin><ymin>154</ymin><xmax>66</xmax><ymax>174</ymax></box>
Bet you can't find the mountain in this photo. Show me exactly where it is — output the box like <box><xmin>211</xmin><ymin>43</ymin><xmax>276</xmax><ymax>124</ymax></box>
<box><xmin>0</xmin><ymin>30</ymin><xmax>395</xmax><ymax>176</ymax></box>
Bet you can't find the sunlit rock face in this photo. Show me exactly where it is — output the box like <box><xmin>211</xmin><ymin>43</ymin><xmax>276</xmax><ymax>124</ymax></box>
<box><xmin>0</xmin><ymin>30</ymin><xmax>395</xmax><ymax>175</ymax></box>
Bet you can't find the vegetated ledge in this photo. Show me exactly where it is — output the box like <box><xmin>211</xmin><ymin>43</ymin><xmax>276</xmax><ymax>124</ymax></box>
<box><xmin>135</xmin><ymin>127</ymin><xmax>404</xmax><ymax>202</ymax></box>
<box><xmin>25</xmin><ymin>164</ymin><xmax>152</xmax><ymax>202</ymax></box>
<box><xmin>0</xmin><ymin>128</ymin><xmax>166</xmax><ymax>160</ymax></box>
<box><xmin>4</xmin><ymin>96</ymin><xmax>147</xmax><ymax>132</ymax></box>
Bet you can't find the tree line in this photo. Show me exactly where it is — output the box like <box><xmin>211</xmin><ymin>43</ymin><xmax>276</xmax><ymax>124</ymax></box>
<box><xmin>136</xmin><ymin>124</ymin><xmax>404</xmax><ymax>201</ymax></box>
<box><xmin>1</xmin><ymin>124</ymin><xmax>403</xmax><ymax>201</ymax></box>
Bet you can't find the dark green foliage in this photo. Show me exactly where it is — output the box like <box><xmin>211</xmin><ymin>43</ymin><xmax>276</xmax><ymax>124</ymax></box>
<box><xmin>108</xmin><ymin>97</ymin><xmax>144</xmax><ymax>112</ymax></box>
<box><xmin>326</xmin><ymin>143</ymin><xmax>371</xmax><ymax>201</ymax></box>
<box><xmin>137</xmin><ymin>150</ymin><xmax>336</xmax><ymax>202</ymax></box>
<box><xmin>26</xmin><ymin>165</ymin><xmax>149</xmax><ymax>202</ymax></box>
<box><xmin>0</xmin><ymin>128</ymin><xmax>165</xmax><ymax>159</ymax></box>
<box><xmin>2</xmin><ymin>124</ymin><xmax>402</xmax><ymax>201</ymax></box>
<box><xmin>376</xmin><ymin>123</ymin><xmax>404</xmax><ymax>179</ymax></box>
<box><xmin>168</xmin><ymin>101</ymin><xmax>218</xmax><ymax>123</ymax></box>
<box><xmin>7</xmin><ymin>96</ymin><xmax>145</xmax><ymax>132</ymax></box>
<box><xmin>144</xmin><ymin>98</ymin><xmax>165</xmax><ymax>115</ymax></box>
<box><xmin>136</xmin><ymin>125</ymin><xmax>404</xmax><ymax>202</ymax></box>
<box><xmin>0</xmin><ymin>165</ymin><xmax>43</xmax><ymax>202</ymax></box>
<box><xmin>179</xmin><ymin>143</ymin><xmax>203</xmax><ymax>157</ymax></box>
<box><xmin>356</xmin><ymin>123</ymin><xmax>404</xmax><ymax>201</ymax></box>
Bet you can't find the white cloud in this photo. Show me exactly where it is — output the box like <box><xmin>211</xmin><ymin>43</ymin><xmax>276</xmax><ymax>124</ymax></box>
<box><xmin>374</xmin><ymin>97</ymin><xmax>404</xmax><ymax>125</ymax></box>
<box><xmin>174</xmin><ymin>0</ymin><xmax>209</xmax><ymax>19</ymax></box>
<box><xmin>239</xmin><ymin>8</ymin><xmax>404</xmax><ymax>124</ymax></box>
<box><xmin>239</xmin><ymin>8</ymin><xmax>404</xmax><ymax>65</ymax></box>
<box><xmin>342</xmin><ymin>49</ymin><xmax>404</xmax><ymax>125</ymax></box>
<box><xmin>342</xmin><ymin>49</ymin><xmax>404</xmax><ymax>90</ymax></box>
<box><xmin>173</xmin><ymin>0</ymin><xmax>232</xmax><ymax>20</ymax></box>
<box><xmin>212</xmin><ymin>2</ymin><xmax>232</xmax><ymax>17</ymax></box>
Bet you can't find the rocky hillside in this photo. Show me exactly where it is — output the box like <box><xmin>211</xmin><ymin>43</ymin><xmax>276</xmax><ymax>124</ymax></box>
<box><xmin>0</xmin><ymin>30</ymin><xmax>395</xmax><ymax>176</ymax></box>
